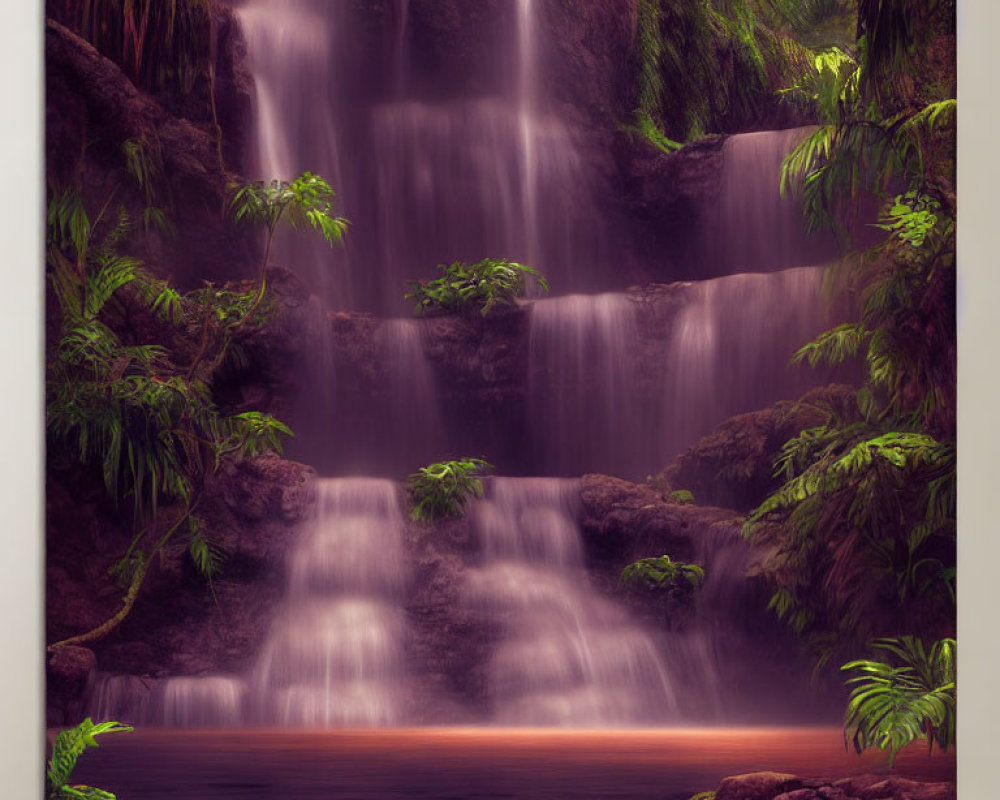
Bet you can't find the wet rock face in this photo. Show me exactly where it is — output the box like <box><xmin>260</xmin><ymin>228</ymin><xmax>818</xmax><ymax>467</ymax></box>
<box><xmin>46</xmin><ymin>646</ymin><xmax>98</xmax><ymax>727</ymax></box>
<box><xmin>663</xmin><ymin>384</ymin><xmax>860</xmax><ymax>513</ymax></box>
<box><xmin>45</xmin><ymin>455</ymin><xmax>315</xmax><ymax>725</ymax></box>
<box><xmin>578</xmin><ymin>473</ymin><xmax>740</xmax><ymax>568</ymax></box>
<box><xmin>403</xmin><ymin>515</ymin><xmax>496</xmax><ymax>723</ymax></box>
<box><xmin>45</xmin><ymin>18</ymin><xmax>256</xmax><ymax>289</ymax></box>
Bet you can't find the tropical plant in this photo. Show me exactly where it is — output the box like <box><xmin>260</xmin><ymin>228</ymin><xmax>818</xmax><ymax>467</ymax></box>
<box><xmin>743</xmin><ymin>0</ymin><xmax>955</xmax><ymax>663</ymax></box>
<box><xmin>842</xmin><ymin>636</ymin><xmax>955</xmax><ymax>765</ymax></box>
<box><xmin>778</xmin><ymin>32</ymin><xmax>955</xmax><ymax>238</ymax></box>
<box><xmin>620</xmin><ymin>555</ymin><xmax>706</xmax><ymax>592</ymax></box>
<box><xmin>46</xmin><ymin>187</ymin><xmax>294</xmax><ymax>648</ymax></box>
<box><xmin>406</xmin><ymin>258</ymin><xmax>548</xmax><ymax>316</ymax></box>
<box><xmin>406</xmin><ymin>458</ymin><xmax>493</xmax><ymax>523</ymax></box>
<box><xmin>229</xmin><ymin>172</ymin><xmax>349</xmax><ymax>324</ymax></box>
<box><xmin>47</xmin><ymin>718</ymin><xmax>132</xmax><ymax>800</ymax></box>
<box><xmin>628</xmin><ymin>0</ymin><xmax>816</xmax><ymax>144</ymax></box>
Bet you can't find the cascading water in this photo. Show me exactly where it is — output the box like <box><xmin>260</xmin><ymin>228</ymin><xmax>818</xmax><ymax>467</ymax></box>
<box><xmin>528</xmin><ymin>293</ymin><xmax>642</xmax><ymax>478</ymax></box>
<box><xmin>709</xmin><ymin>128</ymin><xmax>840</xmax><ymax>273</ymax></box>
<box><xmin>296</xmin><ymin>317</ymin><xmax>443</xmax><ymax>476</ymax></box>
<box><xmin>527</xmin><ymin>266</ymin><xmax>843</xmax><ymax>479</ymax></box>
<box><xmin>89</xmin><ymin>479</ymin><xmax>413</xmax><ymax>727</ymax></box>
<box><xmin>235</xmin><ymin>0</ymin><xmax>349</xmax><ymax>304</ymax></box>
<box><xmin>131</xmin><ymin>0</ymin><xmax>867</xmax><ymax>732</ymax></box>
<box><xmin>250</xmin><ymin>478</ymin><xmax>411</xmax><ymax>725</ymax></box>
<box><xmin>466</xmin><ymin>479</ymin><xmax>677</xmax><ymax>725</ymax></box>
<box><xmin>236</xmin><ymin>0</ymin><xmax>609</xmax><ymax>314</ymax></box>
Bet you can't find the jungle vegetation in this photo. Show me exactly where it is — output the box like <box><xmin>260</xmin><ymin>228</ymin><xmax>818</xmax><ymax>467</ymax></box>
<box><xmin>406</xmin><ymin>258</ymin><xmax>548</xmax><ymax>316</ymax></box>
<box><xmin>406</xmin><ymin>458</ymin><xmax>494</xmax><ymax>523</ymax></box>
<box><xmin>738</xmin><ymin>0</ymin><xmax>955</xmax><ymax>760</ymax></box>
<box><xmin>46</xmin><ymin>167</ymin><xmax>347</xmax><ymax>648</ymax></box>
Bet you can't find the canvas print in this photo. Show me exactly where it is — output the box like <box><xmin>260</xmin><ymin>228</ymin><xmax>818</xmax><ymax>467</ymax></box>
<box><xmin>43</xmin><ymin>1</ymin><xmax>956</xmax><ymax>798</ymax></box>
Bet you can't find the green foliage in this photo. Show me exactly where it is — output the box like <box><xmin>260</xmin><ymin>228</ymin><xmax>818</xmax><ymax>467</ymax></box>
<box><xmin>873</xmin><ymin>191</ymin><xmax>940</xmax><ymax>248</ymax></box>
<box><xmin>229</xmin><ymin>172</ymin><xmax>349</xmax><ymax>327</ymax></box>
<box><xmin>750</xmin><ymin>2</ymin><xmax>955</xmax><ymax>661</ymax></box>
<box><xmin>55</xmin><ymin>0</ymin><xmax>213</xmax><ymax>95</ymax></box>
<box><xmin>47</xmin><ymin>718</ymin><xmax>132</xmax><ymax>800</ymax></box>
<box><xmin>630</xmin><ymin>0</ymin><xmax>816</xmax><ymax>143</ymax></box>
<box><xmin>46</xmin><ymin>185</ymin><xmax>295</xmax><ymax>647</ymax></box>
<box><xmin>669</xmin><ymin>489</ymin><xmax>695</xmax><ymax>505</ymax></box>
<box><xmin>842</xmin><ymin>636</ymin><xmax>956</xmax><ymax>765</ymax></box>
<box><xmin>620</xmin><ymin>555</ymin><xmax>706</xmax><ymax>591</ymax></box>
<box><xmin>406</xmin><ymin>458</ymin><xmax>493</xmax><ymax>523</ymax></box>
<box><xmin>688</xmin><ymin>792</ymin><xmax>717</xmax><ymax>800</ymax></box>
<box><xmin>406</xmin><ymin>259</ymin><xmax>548</xmax><ymax>316</ymax></box>
<box><xmin>229</xmin><ymin>172</ymin><xmax>349</xmax><ymax>250</ymax></box>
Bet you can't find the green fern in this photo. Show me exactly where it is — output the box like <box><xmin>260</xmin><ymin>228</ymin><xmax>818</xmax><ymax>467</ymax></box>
<box><xmin>620</xmin><ymin>555</ymin><xmax>706</xmax><ymax>591</ymax></box>
<box><xmin>47</xmin><ymin>718</ymin><xmax>132</xmax><ymax>800</ymax></box>
<box><xmin>406</xmin><ymin>259</ymin><xmax>548</xmax><ymax>316</ymax></box>
<box><xmin>407</xmin><ymin>458</ymin><xmax>493</xmax><ymax>523</ymax></box>
<box><xmin>46</xmin><ymin>182</ymin><xmax>296</xmax><ymax>649</ymax></box>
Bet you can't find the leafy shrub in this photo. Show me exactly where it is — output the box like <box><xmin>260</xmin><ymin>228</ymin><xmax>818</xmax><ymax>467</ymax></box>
<box><xmin>669</xmin><ymin>489</ymin><xmax>695</xmax><ymax>504</ymax></box>
<box><xmin>46</xmin><ymin>185</ymin><xmax>297</xmax><ymax>648</ymax></box>
<box><xmin>47</xmin><ymin>718</ymin><xmax>132</xmax><ymax>800</ymax></box>
<box><xmin>406</xmin><ymin>258</ymin><xmax>548</xmax><ymax>316</ymax></box>
<box><xmin>620</xmin><ymin>555</ymin><xmax>706</xmax><ymax>591</ymax></box>
<box><xmin>842</xmin><ymin>636</ymin><xmax>955</xmax><ymax>765</ymax></box>
<box><xmin>406</xmin><ymin>458</ymin><xmax>493</xmax><ymax>523</ymax></box>
<box><xmin>229</xmin><ymin>172</ymin><xmax>349</xmax><ymax>326</ymax></box>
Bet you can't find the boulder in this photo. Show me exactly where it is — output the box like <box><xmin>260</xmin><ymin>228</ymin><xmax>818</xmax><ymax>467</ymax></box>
<box><xmin>716</xmin><ymin>772</ymin><xmax>803</xmax><ymax>800</ymax></box>
<box><xmin>579</xmin><ymin>473</ymin><xmax>741</xmax><ymax>566</ymax></box>
<box><xmin>662</xmin><ymin>384</ymin><xmax>860</xmax><ymax>512</ymax></box>
<box><xmin>46</xmin><ymin>646</ymin><xmax>97</xmax><ymax>726</ymax></box>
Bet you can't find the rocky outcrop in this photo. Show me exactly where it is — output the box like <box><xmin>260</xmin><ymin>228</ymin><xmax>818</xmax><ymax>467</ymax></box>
<box><xmin>45</xmin><ymin>454</ymin><xmax>315</xmax><ymax>725</ymax></box>
<box><xmin>579</xmin><ymin>473</ymin><xmax>741</xmax><ymax>568</ymax></box>
<box><xmin>45</xmin><ymin>17</ymin><xmax>256</xmax><ymax>288</ymax></box>
<box><xmin>710</xmin><ymin>772</ymin><xmax>955</xmax><ymax>800</ymax></box>
<box><xmin>403</xmin><ymin>515</ymin><xmax>496</xmax><ymax>723</ymax></box>
<box><xmin>662</xmin><ymin>384</ymin><xmax>860</xmax><ymax>512</ymax></box>
<box><xmin>615</xmin><ymin>136</ymin><xmax>726</xmax><ymax>281</ymax></box>
<box><xmin>212</xmin><ymin>266</ymin><xmax>316</xmax><ymax>423</ymax></box>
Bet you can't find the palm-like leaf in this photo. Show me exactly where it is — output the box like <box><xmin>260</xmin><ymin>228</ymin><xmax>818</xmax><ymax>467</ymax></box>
<box><xmin>842</xmin><ymin>636</ymin><xmax>956</xmax><ymax>764</ymax></box>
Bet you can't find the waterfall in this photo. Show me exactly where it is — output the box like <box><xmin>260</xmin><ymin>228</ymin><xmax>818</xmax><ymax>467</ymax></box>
<box><xmin>528</xmin><ymin>293</ymin><xmax>642</xmax><ymax>477</ymax></box>
<box><xmin>526</xmin><ymin>267</ymin><xmax>842</xmax><ymax>479</ymax></box>
<box><xmin>85</xmin><ymin>2</ymin><xmax>867</xmax><ymax>732</ymax></box>
<box><xmin>250</xmin><ymin>478</ymin><xmax>411</xmax><ymax>726</ymax></box>
<box><xmin>709</xmin><ymin>128</ymin><xmax>839</xmax><ymax>273</ymax></box>
<box><xmin>292</xmin><ymin>317</ymin><xmax>442</xmax><ymax>476</ymax></box>
<box><xmin>235</xmin><ymin>0</ymin><xmax>350</xmax><ymax>306</ymax></box>
<box><xmin>466</xmin><ymin>478</ymin><xmax>677</xmax><ymax>725</ymax></box>
<box><xmin>236</xmin><ymin>0</ymin><xmax>609</xmax><ymax>314</ymax></box>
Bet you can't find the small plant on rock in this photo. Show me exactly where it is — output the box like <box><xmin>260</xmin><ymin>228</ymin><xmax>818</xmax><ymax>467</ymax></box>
<box><xmin>406</xmin><ymin>258</ymin><xmax>548</xmax><ymax>316</ymax></box>
<box><xmin>229</xmin><ymin>171</ymin><xmax>349</xmax><ymax>327</ymax></box>
<box><xmin>669</xmin><ymin>489</ymin><xmax>695</xmax><ymax>505</ymax></box>
<box><xmin>406</xmin><ymin>458</ymin><xmax>493</xmax><ymax>523</ymax></box>
<box><xmin>47</xmin><ymin>718</ymin><xmax>132</xmax><ymax>800</ymax></box>
<box><xmin>620</xmin><ymin>555</ymin><xmax>706</xmax><ymax>592</ymax></box>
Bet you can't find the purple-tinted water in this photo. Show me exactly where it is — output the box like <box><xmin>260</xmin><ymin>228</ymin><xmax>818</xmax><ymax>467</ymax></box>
<box><xmin>68</xmin><ymin>729</ymin><xmax>956</xmax><ymax>800</ymax></box>
<box><xmin>236</xmin><ymin>0</ymin><xmax>608</xmax><ymax>314</ymax></box>
<box><xmin>528</xmin><ymin>266</ymin><xmax>843</xmax><ymax>479</ymax></box>
<box><xmin>467</xmin><ymin>478</ymin><xmax>677</xmax><ymax>725</ymax></box>
<box><xmin>709</xmin><ymin>128</ymin><xmax>840</xmax><ymax>273</ymax></box>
